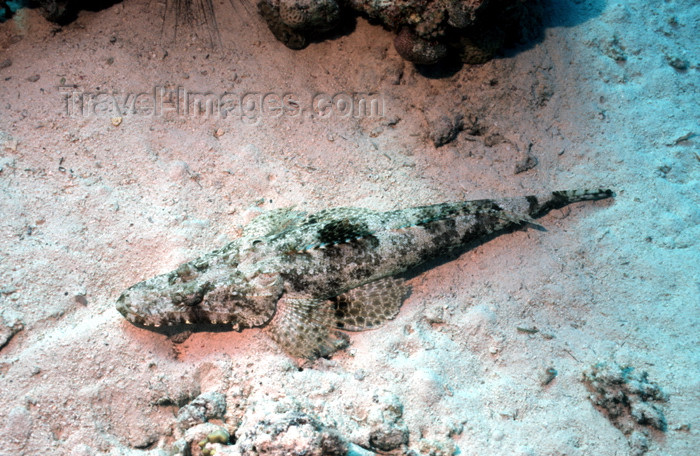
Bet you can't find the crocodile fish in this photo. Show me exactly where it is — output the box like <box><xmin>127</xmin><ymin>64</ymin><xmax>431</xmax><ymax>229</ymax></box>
<box><xmin>116</xmin><ymin>189</ymin><xmax>613</xmax><ymax>359</ymax></box>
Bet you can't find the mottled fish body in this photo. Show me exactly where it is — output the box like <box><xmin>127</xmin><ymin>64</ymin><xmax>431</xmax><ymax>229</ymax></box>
<box><xmin>117</xmin><ymin>189</ymin><xmax>612</xmax><ymax>358</ymax></box>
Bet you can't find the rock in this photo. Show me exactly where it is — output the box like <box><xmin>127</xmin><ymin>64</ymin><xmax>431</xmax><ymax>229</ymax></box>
<box><xmin>629</xmin><ymin>430</ymin><xmax>651</xmax><ymax>456</ymax></box>
<box><xmin>177</xmin><ymin>391</ymin><xmax>227</xmax><ymax>430</ymax></box>
<box><xmin>666</xmin><ymin>56</ymin><xmax>689</xmax><ymax>71</ymax></box>
<box><xmin>369</xmin><ymin>423</ymin><xmax>407</xmax><ymax>451</ymax></box>
<box><xmin>601</xmin><ymin>35</ymin><xmax>627</xmax><ymax>62</ymax></box>
<box><xmin>168</xmin><ymin>330</ymin><xmax>193</xmax><ymax>345</ymax></box>
<box><xmin>0</xmin><ymin>406</ymin><xmax>33</xmax><ymax>452</ymax></box>
<box><xmin>36</xmin><ymin>0</ymin><xmax>74</xmax><ymax>23</ymax></box>
<box><xmin>458</xmin><ymin>33</ymin><xmax>503</xmax><ymax>65</ymax></box>
<box><xmin>168</xmin><ymin>160</ymin><xmax>192</xmax><ymax>182</ymax></box>
<box><xmin>222</xmin><ymin>385</ymin><xmax>250</xmax><ymax>437</ymax></box>
<box><xmin>364</xmin><ymin>392</ymin><xmax>409</xmax><ymax>451</ymax></box>
<box><xmin>235</xmin><ymin>410</ymin><xmax>348</xmax><ymax>456</ymax></box>
<box><xmin>0</xmin><ymin>157</ymin><xmax>16</xmax><ymax>174</ymax></box>
<box><xmin>416</xmin><ymin>438</ymin><xmax>458</xmax><ymax>456</ymax></box>
<box><xmin>382</xmin><ymin>59</ymin><xmax>405</xmax><ymax>85</ymax></box>
<box><xmin>540</xmin><ymin>367</ymin><xmax>558</xmax><ymax>386</ymax></box>
<box><xmin>514</xmin><ymin>152</ymin><xmax>538</xmax><ymax>174</ymax></box>
<box><xmin>70</xmin><ymin>443</ymin><xmax>96</xmax><ymax>456</ymax></box>
<box><xmin>630</xmin><ymin>401</ymin><xmax>666</xmax><ymax>431</ymax></box>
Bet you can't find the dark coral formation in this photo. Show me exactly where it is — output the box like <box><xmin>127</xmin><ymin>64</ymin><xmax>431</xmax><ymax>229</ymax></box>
<box><xmin>394</xmin><ymin>27</ymin><xmax>448</xmax><ymax>65</ymax></box>
<box><xmin>259</xmin><ymin>0</ymin><xmax>530</xmax><ymax>65</ymax></box>
<box><xmin>258</xmin><ymin>0</ymin><xmax>344</xmax><ymax>50</ymax></box>
<box><xmin>27</xmin><ymin>0</ymin><xmax>529</xmax><ymax>66</ymax></box>
<box><xmin>32</xmin><ymin>0</ymin><xmax>121</xmax><ymax>24</ymax></box>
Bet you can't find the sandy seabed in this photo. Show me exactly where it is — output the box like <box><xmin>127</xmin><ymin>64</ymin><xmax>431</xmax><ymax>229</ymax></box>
<box><xmin>0</xmin><ymin>0</ymin><xmax>698</xmax><ymax>455</ymax></box>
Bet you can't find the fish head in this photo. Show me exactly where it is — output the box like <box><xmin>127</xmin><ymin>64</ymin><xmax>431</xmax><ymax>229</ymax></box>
<box><xmin>116</xmin><ymin>255</ymin><xmax>282</xmax><ymax>331</ymax></box>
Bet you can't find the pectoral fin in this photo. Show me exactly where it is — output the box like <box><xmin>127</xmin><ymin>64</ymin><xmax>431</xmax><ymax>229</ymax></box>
<box><xmin>265</xmin><ymin>296</ymin><xmax>348</xmax><ymax>359</ymax></box>
<box><xmin>266</xmin><ymin>278</ymin><xmax>409</xmax><ymax>359</ymax></box>
<box><xmin>331</xmin><ymin>277</ymin><xmax>410</xmax><ymax>331</ymax></box>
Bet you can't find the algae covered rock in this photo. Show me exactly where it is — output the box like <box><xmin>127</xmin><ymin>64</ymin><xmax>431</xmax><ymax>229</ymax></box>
<box><xmin>583</xmin><ymin>362</ymin><xmax>668</xmax><ymax>432</ymax></box>
<box><xmin>583</xmin><ymin>362</ymin><xmax>668</xmax><ymax>456</ymax></box>
<box><xmin>180</xmin><ymin>422</ymin><xmax>231</xmax><ymax>456</ymax></box>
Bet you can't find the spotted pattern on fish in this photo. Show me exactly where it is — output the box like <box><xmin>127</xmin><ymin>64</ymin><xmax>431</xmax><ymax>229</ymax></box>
<box><xmin>116</xmin><ymin>189</ymin><xmax>613</xmax><ymax>358</ymax></box>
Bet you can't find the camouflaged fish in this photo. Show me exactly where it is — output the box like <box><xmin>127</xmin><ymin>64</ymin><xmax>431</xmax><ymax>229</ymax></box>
<box><xmin>116</xmin><ymin>189</ymin><xmax>613</xmax><ymax>358</ymax></box>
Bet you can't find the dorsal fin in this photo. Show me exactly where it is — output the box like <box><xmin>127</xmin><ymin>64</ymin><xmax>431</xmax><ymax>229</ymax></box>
<box><xmin>295</xmin><ymin>207</ymin><xmax>378</xmax><ymax>252</ymax></box>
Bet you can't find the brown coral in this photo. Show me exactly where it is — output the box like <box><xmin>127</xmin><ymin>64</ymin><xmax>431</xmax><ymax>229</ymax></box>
<box><xmin>394</xmin><ymin>27</ymin><xmax>448</xmax><ymax>65</ymax></box>
<box><xmin>278</xmin><ymin>0</ymin><xmax>341</xmax><ymax>30</ymax></box>
<box><xmin>258</xmin><ymin>0</ymin><xmax>342</xmax><ymax>49</ymax></box>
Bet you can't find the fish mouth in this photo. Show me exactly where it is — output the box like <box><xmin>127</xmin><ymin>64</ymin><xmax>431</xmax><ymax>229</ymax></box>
<box><xmin>116</xmin><ymin>292</ymin><xmax>242</xmax><ymax>330</ymax></box>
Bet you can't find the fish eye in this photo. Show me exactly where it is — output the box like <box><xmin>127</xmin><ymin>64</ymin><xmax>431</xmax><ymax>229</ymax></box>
<box><xmin>252</xmin><ymin>239</ymin><xmax>263</xmax><ymax>246</ymax></box>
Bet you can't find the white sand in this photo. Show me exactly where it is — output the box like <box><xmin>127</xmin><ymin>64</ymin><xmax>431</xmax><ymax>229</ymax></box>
<box><xmin>0</xmin><ymin>1</ymin><xmax>697</xmax><ymax>455</ymax></box>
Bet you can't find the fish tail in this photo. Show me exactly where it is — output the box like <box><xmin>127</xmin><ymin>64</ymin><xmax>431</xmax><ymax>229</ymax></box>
<box><xmin>527</xmin><ymin>189</ymin><xmax>614</xmax><ymax>217</ymax></box>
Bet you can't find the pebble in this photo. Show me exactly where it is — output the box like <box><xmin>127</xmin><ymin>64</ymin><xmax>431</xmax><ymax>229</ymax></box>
<box><xmin>667</xmin><ymin>56</ymin><xmax>689</xmax><ymax>70</ymax></box>
<box><xmin>429</xmin><ymin>114</ymin><xmax>464</xmax><ymax>148</ymax></box>
<box><xmin>168</xmin><ymin>160</ymin><xmax>192</xmax><ymax>181</ymax></box>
